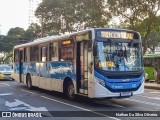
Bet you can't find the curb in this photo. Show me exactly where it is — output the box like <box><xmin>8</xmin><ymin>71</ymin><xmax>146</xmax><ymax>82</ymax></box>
<box><xmin>145</xmin><ymin>85</ymin><xmax>160</xmax><ymax>90</ymax></box>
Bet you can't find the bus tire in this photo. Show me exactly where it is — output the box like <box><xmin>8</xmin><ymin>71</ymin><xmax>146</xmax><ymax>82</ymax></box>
<box><xmin>66</xmin><ymin>82</ymin><xmax>75</xmax><ymax>100</ymax></box>
<box><xmin>26</xmin><ymin>75</ymin><xmax>32</xmax><ymax>90</ymax></box>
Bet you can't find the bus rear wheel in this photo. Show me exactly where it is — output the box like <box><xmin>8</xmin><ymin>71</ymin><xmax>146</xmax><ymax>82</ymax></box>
<box><xmin>26</xmin><ymin>75</ymin><xmax>32</xmax><ymax>90</ymax></box>
<box><xmin>66</xmin><ymin>82</ymin><xmax>75</xmax><ymax>100</ymax></box>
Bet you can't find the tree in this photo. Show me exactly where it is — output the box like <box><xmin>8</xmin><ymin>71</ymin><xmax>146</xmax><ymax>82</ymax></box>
<box><xmin>35</xmin><ymin>0</ymin><xmax>111</xmax><ymax>35</ymax></box>
<box><xmin>7</xmin><ymin>27</ymin><xmax>26</xmax><ymax>44</ymax></box>
<box><xmin>75</xmin><ymin>0</ymin><xmax>111</xmax><ymax>29</ymax></box>
<box><xmin>7</xmin><ymin>27</ymin><xmax>25</xmax><ymax>39</ymax></box>
<box><xmin>107</xmin><ymin>0</ymin><xmax>160</xmax><ymax>55</ymax></box>
<box><xmin>0</xmin><ymin>35</ymin><xmax>8</xmax><ymax>52</ymax></box>
<box><xmin>147</xmin><ymin>31</ymin><xmax>160</xmax><ymax>53</ymax></box>
<box><xmin>3</xmin><ymin>51</ymin><xmax>13</xmax><ymax>64</ymax></box>
<box><xmin>0</xmin><ymin>36</ymin><xmax>13</xmax><ymax>52</ymax></box>
<box><xmin>0</xmin><ymin>27</ymin><xmax>26</xmax><ymax>53</ymax></box>
<box><xmin>24</xmin><ymin>23</ymin><xmax>41</xmax><ymax>40</ymax></box>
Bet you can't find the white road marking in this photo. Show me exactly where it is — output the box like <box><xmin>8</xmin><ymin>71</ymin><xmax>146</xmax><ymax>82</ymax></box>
<box><xmin>109</xmin><ymin>117</ymin><xmax>122</xmax><ymax>120</ymax></box>
<box><xmin>107</xmin><ymin>100</ymin><xmax>125</xmax><ymax>108</ymax></box>
<box><xmin>20</xmin><ymin>89</ymin><xmax>37</xmax><ymax>95</ymax></box>
<box><xmin>0</xmin><ymin>93</ymin><xmax>13</xmax><ymax>96</ymax></box>
<box><xmin>41</xmin><ymin>96</ymin><xmax>121</xmax><ymax>120</ymax></box>
<box><xmin>5</xmin><ymin>99</ymin><xmax>48</xmax><ymax>111</ymax></box>
<box><xmin>0</xmin><ymin>83</ymin><xmax>10</xmax><ymax>86</ymax></box>
<box><xmin>95</xmin><ymin>100</ymin><xmax>125</xmax><ymax>108</ymax></box>
<box><xmin>41</xmin><ymin>96</ymin><xmax>91</xmax><ymax>111</ymax></box>
<box><xmin>125</xmin><ymin>98</ymin><xmax>160</xmax><ymax>107</ymax></box>
<box><xmin>138</xmin><ymin>95</ymin><xmax>160</xmax><ymax>100</ymax></box>
<box><xmin>19</xmin><ymin>89</ymin><xmax>121</xmax><ymax>119</ymax></box>
<box><xmin>109</xmin><ymin>104</ymin><xmax>125</xmax><ymax>108</ymax></box>
<box><xmin>149</xmin><ymin>91</ymin><xmax>160</xmax><ymax>94</ymax></box>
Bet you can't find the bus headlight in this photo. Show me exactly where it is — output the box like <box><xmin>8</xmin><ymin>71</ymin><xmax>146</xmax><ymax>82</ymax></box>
<box><xmin>95</xmin><ymin>77</ymin><xmax>106</xmax><ymax>87</ymax></box>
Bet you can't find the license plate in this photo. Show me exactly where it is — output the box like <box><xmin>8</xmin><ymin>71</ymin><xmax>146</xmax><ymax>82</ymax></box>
<box><xmin>121</xmin><ymin>92</ymin><xmax>131</xmax><ymax>96</ymax></box>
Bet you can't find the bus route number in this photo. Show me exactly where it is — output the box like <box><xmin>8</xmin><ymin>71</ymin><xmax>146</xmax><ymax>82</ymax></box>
<box><xmin>99</xmin><ymin>61</ymin><xmax>115</xmax><ymax>68</ymax></box>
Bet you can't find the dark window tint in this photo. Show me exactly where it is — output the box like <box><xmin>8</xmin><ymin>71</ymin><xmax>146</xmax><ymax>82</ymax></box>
<box><xmin>40</xmin><ymin>46</ymin><xmax>48</xmax><ymax>62</ymax></box>
<box><xmin>60</xmin><ymin>40</ymin><xmax>74</xmax><ymax>61</ymax></box>
<box><xmin>30</xmin><ymin>46</ymin><xmax>39</xmax><ymax>62</ymax></box>
<box><xmin>14</xmin><ymin>49</ymin><xmax>19</xmax><ymax>62</ymax></box>
<box><xmin>50</xmin><ymin>42</ymin><xmax>59</xmax><ymax>61</ymax></box>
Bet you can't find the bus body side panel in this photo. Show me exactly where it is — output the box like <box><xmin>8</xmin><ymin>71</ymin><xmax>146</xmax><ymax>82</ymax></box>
<box><xmin>48</xmin><ymin>61</ymin><xmax>76</xmax><ymax>92</ymax></box>
<box><xmin>21</xmin><ymin>62</ymin><xmax>43</xmax><ymax>88</ymax></box>
<box><xmin>22</xmin><ymin>62</ymin><xmax>28</xmax><ymax>84</ymax></box>
<box><xmin>14</xmin><ymin>62</ymin><xmax>27</xmax><ymax>84</ymax></box>
<box><xmin>13</xmin><ymin>62</ymin><xmax>20</xmax><ymax>82</ymax></box>
<box><xmin>38</xmin><ymin>62</ymin><xmax>52</xmax><ymax>90</ymax></box>
<box><xmin>17</xmin><ymin>61</ymin><xmax>76</xmax><ymax>93</ymax></box>
<box><xmin>24</xmin><ymin>62</ymin><xmax>39</xmax><ymax>87</ymax></box>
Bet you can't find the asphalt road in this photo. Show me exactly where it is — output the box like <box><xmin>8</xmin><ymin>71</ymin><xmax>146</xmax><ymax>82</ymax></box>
<box><xmin>0</xmin><ymin>80</ymin><xmax>160</xmax><ymax>120</ymax></box>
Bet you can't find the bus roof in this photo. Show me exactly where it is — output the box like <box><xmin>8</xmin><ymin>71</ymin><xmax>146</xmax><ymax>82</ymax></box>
<box><xmin>14</xmin><ymin>28</ymin><xmax>138</xmax><ymax>49</ymax></box>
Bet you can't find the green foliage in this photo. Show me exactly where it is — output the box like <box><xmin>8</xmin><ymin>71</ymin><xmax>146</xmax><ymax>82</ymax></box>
<box><xmin>147</xmin><ymin>31</ymin><xmax>160</xmax><ymax>52</ymax></box>
<box><xmin>35</xmin><ymin>0</ymin><xmax>111</xmax><ymax>34</ymax></box>
<box><xmin>0</xmin><ymin>24</ymin><xmax>41</xmax><ymax>53</ymax></box>
<box><xmin>0</xmin><ymin>36</ymin><xmax>13</xmax><ymax>52</ymax></box>
<box><xmin>107</xmin><ymin>0</ymin><xmax>160</xmax><ymax>55</ymax></box>
<box><xmin>7</xmin><ymin>27</ymin><xmax>25</xmax><ymax>37</ymax></box>
<box><xmin>0</xmin><ymin>35</ymin><xmax>5</xmax><ymax>52</ymax></box>
<box><xmin>1</xmin><ymin>27</ymin><xmax>26</xmax><ymax>52</ymax></box>
<box><xmin>7</xmin><ymin>27</ymin><xmax>26</xmax><ymax>46</ymax></box>
<box><xmin>1</xmin><ymin>0</ymin><xmax>160</xmax><ymax>56</ymax></box>
<box><xmin>35</xmin><ymin>0</ymin><xmax>160</xmax><ymax>55</ymax></box>
<box><xmin>3</xmin><ymin>51</ymin><xmax>13</xmax><ymax>62</ymax></box>
<box><xmin>144</xmin><ymin>67</ymin><xmax>154</xmax><ymax>80</ymax></box>
<box><xmin>24</xmin><ymin>23</ymin><xmax>41</xmax><ymax>40</ymax></box>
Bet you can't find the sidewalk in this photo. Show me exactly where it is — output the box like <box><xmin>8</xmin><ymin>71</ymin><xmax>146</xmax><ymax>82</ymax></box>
<box><xmin>145</xmin><ymin>80</ymin><xmax>160</xmax><ymax>90</ymax></box>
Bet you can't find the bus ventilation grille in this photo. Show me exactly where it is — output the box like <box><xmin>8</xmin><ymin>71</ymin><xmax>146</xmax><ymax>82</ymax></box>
<box><xmin>107</xmin><ymin>75</ymin><xmax>141</xmax><ymax>79</ymax></box>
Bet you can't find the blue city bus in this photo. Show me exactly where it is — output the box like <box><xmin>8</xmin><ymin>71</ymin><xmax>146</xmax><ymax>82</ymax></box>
<box><xmin>13</xmin><ymin>28</ymin><xmax>144</xmax><ymax>99</ymax></box>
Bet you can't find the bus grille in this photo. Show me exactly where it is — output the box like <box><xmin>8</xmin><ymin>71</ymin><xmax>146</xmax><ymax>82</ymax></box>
<box><xmin>106</xmin><ymin>75</ymin><xmax>141</xmax><ymax>79</ymax></box>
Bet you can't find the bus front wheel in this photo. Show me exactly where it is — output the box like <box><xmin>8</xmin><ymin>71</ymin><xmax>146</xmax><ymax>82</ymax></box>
<box><xmin>26</xmin><ymin>75</ymin><xmax>32</xmax><ymax>90</ymax></box>
<box><xmin>66</xmin><ymin>82</ymin><xmax>75</xmax><ymax>100</ymax></box>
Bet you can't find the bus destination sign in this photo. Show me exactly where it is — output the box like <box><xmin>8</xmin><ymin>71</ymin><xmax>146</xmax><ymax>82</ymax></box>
<box><xmin>62</xmin><ymin>40</ymin><xmax>72</xmax><ymax>45</ymax></box>
<box><xmin>100</xmin><ymin>31</ymin><xmax>134</xmax><ymax>39</ymax></box>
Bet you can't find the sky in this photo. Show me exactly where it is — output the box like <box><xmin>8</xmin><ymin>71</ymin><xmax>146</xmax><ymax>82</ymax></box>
<box><xmin>0</xmin><ymin>0</ymin><xmax>29</xmax><ymax>35</ymax></box>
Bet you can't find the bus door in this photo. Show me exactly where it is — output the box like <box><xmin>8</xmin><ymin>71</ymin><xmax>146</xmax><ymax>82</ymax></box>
<box><xmin>19</xmin><ymin>49</ymin><xmax>24</xmax><ymax>82</ymax></box>
<box><xmin>76</xmin><ymin>41</ymin><xmax>89</xmax><ymax>95</ymax></box>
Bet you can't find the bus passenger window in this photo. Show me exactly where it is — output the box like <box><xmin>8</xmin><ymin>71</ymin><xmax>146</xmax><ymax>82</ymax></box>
<box><xmin>30</xmin><ymin>46</ymin><xmax>39</xmax><ymax>62</ymax></box>
<box><xmin>50</xmin><ymin>42</ymin><xmax>58</xmax><ymax>61</ymax></box>
<box><xmin>24</xmin><ymin>48</ymin><xmax>27</xmax><ymax>62</ymax></box>
<box><xmin>41</xmin><ymin>46</ymin><xmax>48</xmax><ymax>62</ymax></box>
<box><xmin>60</xmin><ymin>40</ymin><xmax>74</xmax><ymax>61</ymax></box>
<box><xmin>26</xmin><ymin>47</ymin><xmax>30</xmax><ymax>62</ymax></box>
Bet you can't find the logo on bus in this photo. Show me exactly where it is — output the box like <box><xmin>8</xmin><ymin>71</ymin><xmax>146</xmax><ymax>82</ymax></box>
<box><xmin>122</xmin><ymin>79</ymin><xmax>130</xmax><ymax>82</ymax></box>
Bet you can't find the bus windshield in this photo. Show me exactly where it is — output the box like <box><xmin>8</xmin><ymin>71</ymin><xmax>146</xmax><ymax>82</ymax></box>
<box><xmin>94</xmin><ymin>39</ymin><xmax>142</xmax><ymax>71</ymax></box>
